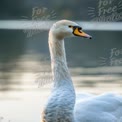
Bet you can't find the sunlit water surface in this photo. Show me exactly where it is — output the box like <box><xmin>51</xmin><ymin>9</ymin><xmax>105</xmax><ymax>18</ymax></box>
<box><xmin>0</xmin><ymin>54</ymin><xmax>121</xmax><ymax>122</ymax></box>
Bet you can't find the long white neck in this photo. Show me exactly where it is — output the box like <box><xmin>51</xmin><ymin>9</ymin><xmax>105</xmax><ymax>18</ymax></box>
<box><xmin>49</xmin><ymin>31</ymin><xmax>72</xmax><ymax>88</ymax></box>
<box><xmin>42</xmin><ymin>31</ymin><xmax>75</xmax><ymax>122</ymax></box>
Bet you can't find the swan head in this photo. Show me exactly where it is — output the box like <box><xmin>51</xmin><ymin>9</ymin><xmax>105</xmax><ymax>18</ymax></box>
<box><xmin>50</xmin><ymin>20</ymin><xmax>92</xmax><ymax>40</ymax></box>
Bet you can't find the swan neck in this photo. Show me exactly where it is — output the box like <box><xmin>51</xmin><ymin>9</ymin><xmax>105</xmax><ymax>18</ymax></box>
<box><xmin>49</xmin><ymin>33</ymin><xmax>71</xmax><ymax>84</ymax></box>
<box><xmin>44</xmin><ymin>31</ymin><xmax>75</xmax><ymax>122</ymax></box>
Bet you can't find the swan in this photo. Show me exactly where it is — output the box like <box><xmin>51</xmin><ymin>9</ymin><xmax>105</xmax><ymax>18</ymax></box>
<box><xmin>41</xmin><ymin>20</ymin><xmax>122</xmax><ymax>122</ymax></box>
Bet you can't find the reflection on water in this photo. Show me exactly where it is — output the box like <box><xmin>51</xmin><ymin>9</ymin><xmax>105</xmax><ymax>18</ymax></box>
<box><xmin>0</xmin><ymin>53</ymin><xmax>122</xmax><ymax>94</ymax></box>
<box><xmin>0</xmin><ymin>54</ymin><xmax>122</xmax><ymax>122</ymax></box>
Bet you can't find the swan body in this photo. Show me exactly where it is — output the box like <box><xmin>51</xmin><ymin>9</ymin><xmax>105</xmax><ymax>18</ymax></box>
<box><xmin>41</xmin><ymin>20</ymin><xmax>122</xmax><ymax>122</ymax></box>
<box><xmin>75</xmin><ymin>93</ymin><xmax>122</xmax><ymax>122</ymax></box>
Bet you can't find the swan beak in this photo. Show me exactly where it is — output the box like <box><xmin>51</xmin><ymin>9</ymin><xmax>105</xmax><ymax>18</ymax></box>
<box><xmin>73</xmin><ymin>27</ymin><xmax>92</xmax><ymax>39</ymax></box>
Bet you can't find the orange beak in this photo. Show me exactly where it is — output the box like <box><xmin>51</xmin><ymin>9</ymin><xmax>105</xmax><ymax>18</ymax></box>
<box><xmin>73</xmin><ymin>27</ymin><xmax>92</xmax><ymax>39</ymax></box>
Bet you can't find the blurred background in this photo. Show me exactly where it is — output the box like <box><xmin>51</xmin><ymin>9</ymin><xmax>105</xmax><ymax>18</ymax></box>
<box><xmin>0</xmin><ymin>0</ymin><xmax>122</xmax><ymax>122</ymax></box>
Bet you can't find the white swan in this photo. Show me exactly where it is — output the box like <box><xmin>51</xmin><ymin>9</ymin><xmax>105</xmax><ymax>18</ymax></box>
<box><xmin>41</xmin><ymin>20</ymin><xmax>122</xmax><ymax>122</ymax></box>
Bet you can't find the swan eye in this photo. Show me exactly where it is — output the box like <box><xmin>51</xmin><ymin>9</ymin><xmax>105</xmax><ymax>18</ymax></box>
<box><xmin>68</xmin><ymin>25</ymin><xmax>72</xmax><ymax>28</ymax></box>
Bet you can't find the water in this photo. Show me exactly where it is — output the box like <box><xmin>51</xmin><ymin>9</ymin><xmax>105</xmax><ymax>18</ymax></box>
<box><xmin>0</xmin><ymin>29</ymin><xmax>122</xmax><ymax>122</ymax></box>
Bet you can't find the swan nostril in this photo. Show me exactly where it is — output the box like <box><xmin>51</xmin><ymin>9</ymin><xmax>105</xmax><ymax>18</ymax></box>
<box><xmin>78</xmin><ymin>27</ymin><xmax>82</xmax><ymax>30</ymax></box>
<box><xmin>78</xmin><ymin>28</ymin><xmax>82</xmax><ymax>33</ymax></box>
<box><xmin>72</xmin><ymin>26</ymin><xmax>82</xmax><ymax>30</ymax></box>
